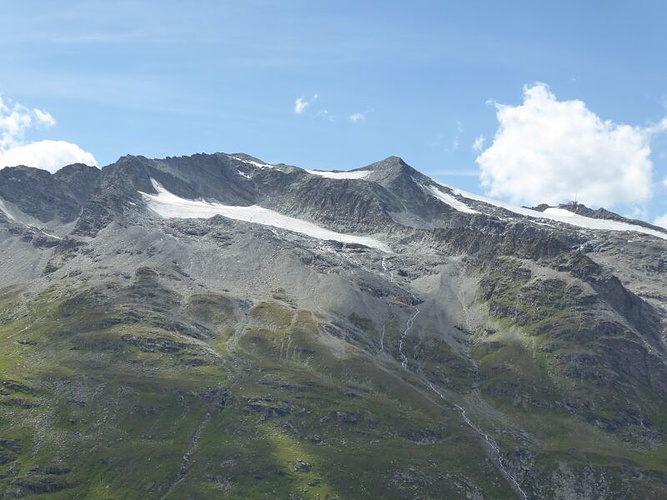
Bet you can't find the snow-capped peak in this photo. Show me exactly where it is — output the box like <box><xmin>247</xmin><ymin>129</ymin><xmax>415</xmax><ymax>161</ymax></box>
<box><xmin>433</xmin><ymin>181</ymin><xmax>667</xmax><ymax>240</ymax></box>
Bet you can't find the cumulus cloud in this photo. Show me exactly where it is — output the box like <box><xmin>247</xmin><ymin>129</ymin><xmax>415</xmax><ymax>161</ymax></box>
<box><xmin>0</xmin><ymin>141</ymin><xmax>97</xmax><ymax>173</ymax></box>
<box><xmin>0</xmin><ymin>95</ymin><xmax>97</xmax><ymax>173</ymax></box>
<box><xmin>476</xmin><ymin>83</ymin><xmax>661</xmax><ymax>208</ymax></box>
<box><xmin>294</xmin><ymin>94</ymin><xmax>318</xmax><ymax>115</ymax></box>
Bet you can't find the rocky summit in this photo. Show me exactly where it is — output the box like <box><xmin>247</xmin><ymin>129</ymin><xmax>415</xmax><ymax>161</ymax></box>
<box><xmin>1</xmin><ymin>152</ymin><xmax>667</xmax><ymax>499</ymax></box>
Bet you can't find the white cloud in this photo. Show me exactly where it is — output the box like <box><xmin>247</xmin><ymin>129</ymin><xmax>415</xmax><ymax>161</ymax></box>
<box><xmin>348</xmin><ymin>112</ymin><xmax>366</xmax><ymax>123</ymax></box>
<box><xmin>294</xmin><ymin>97</ymin><xmax>308</xmax><ymax>114</ymax></box>
<box><xmin>34</xmin><ymin>108</ymin><xmax>56</xmax><ymax>127</ymax></box>
<box><xmin>0</xmin><ymin>95</ymin><xmax>97</xmax><ymax>172</ymax></box>
<box><xmin>476</xmin><ymin>83</ymin><xmax>661</xmax><ymax>208</ymax></box>
<box><xmin>472</xmin><ymin>134</ymin><xmax>485</xmax><ymax>152</ymax></box>
<box><xmin>294</xmin><ymin>94</ymin><xmax>317</xmax><ymax>115</ymax></box>
<box><xmin>645</xmin><ymin>117</ymin><xmax>667</xmax><ymax>137</ymax></box>
<box><xmin>0</xmin><ymin>140</ymin><xmax>97</xmax><ymax>173</ymax></box>
<box><xmin>0</xmin><ymin>97</ymin><xmax>33</xmax><ymax>150</ymax></box>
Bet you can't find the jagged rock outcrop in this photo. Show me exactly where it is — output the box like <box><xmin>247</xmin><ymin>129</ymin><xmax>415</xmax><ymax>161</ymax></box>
<box><xmin>0</xmin><ymin>163</ymin><xmax>99</xmax><ymax>223</ymax></box>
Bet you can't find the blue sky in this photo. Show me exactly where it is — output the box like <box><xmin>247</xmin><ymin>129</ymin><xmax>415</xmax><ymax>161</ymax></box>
<box><xmin>1</xmin><ymin>1</ymin><xmax>667</xmax><ymax>225</ymax></box>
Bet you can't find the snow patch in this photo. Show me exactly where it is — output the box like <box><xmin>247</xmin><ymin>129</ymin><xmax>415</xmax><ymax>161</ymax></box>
<box><xmin>435</xmin><ymin>181</ymin><xmax>667</xmax><ymax>240</ymax></box>
<box><xmin>40</xmin><ymin>230</ymin><xmax>62</xmax><ymax>240</ymax></box>
<box><xmin>140</xmin><ymin>180</ymin><xmax>391</xmax><ymax>252</ymax></box>
<box><xmin>231</xmin><ymin>155</ymin><xmax>370</xmax><ymax>180</ymax></box>
<box><xmin>0</xmin><ymin>199</ymin><xmax>15</xmax><ymax>221</ymax></box>
<box><xmin>305</xmin><ymin>169</ymin><xmax>370</xmax><ymax>180</ymax></box>
<box><xmin>539</xmin><ymin>207</ymin><xmax>667</xmax><ymax>239</ymax></box>
<box><xmin>543</xmin><ymin>207</ymin><xmax>582</xmax><ymax>218</ymax></box>
<box><xmin>232</xmin><ymin>156</ymin><xmax>276</xmax><ymax>169</ymax></box>
<box><xmin>425</xmin><ymin>185</ymin><xmax>479</xmax><ymax>214</ymax></box>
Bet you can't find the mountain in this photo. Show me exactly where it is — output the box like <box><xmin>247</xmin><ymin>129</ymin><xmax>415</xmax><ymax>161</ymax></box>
<box><xmin>1</xmin><ymin>152</ymin><xmax>667</xmax><ymax>499</ymax></box>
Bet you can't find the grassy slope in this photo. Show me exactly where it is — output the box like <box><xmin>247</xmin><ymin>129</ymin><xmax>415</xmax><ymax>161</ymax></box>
<box><xmin>0</xmin><ymin>273</ymin><xmax>512</xmax><ymax>499</ymax></box>
<box><xmin>472</xmin><ymin>257</ymin><xmax>667</xmax><ymax>498</ymax></box>
<box><xmin>2</xmin><ymin>253</ymin><xmax>667</xmax><ymax>498</ymax></box>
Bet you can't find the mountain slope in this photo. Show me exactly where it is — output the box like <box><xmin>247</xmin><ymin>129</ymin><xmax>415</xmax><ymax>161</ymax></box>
<box><xmin>1</xmin><ymin>152</ymin><xmax>666</xmax><ymax>499</ymax></box>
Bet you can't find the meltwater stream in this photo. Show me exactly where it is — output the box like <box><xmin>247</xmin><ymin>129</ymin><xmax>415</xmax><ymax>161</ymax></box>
<box><xmin>381</xmin><ymin>256</ymin><xmax>528</xmax><ymax>499</ymax></box>
<box><xmin>424</xmin><ymin>380</ymin><xmax>528</xmax><ymax>499</ymax></box>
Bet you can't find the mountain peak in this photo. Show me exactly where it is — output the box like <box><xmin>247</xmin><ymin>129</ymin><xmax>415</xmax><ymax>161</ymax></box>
<box><xmin>362</xmin><ymin>155</ymin><xmax>424</xmax><ymax>183</ymax></box>
<box><xmin>365</xmin><ymin>155</ymin><xmax>410</xmax><ymax>170</ymax></box>
<box><xmin>377</xmin><ymin>155</ymin><xmax>408</xmax><ymax>165</ymax></box>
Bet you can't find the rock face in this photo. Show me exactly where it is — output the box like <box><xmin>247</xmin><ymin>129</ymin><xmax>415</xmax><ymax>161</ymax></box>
<box><xmin>0</xmin><ymin>164</ymin><xmax>99</xmax><ymax>223</ymax></box>
<box><xmin>1</xmin><ymin>152</ymin><xmax>666</xmax><ymax>499</ymax></box>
